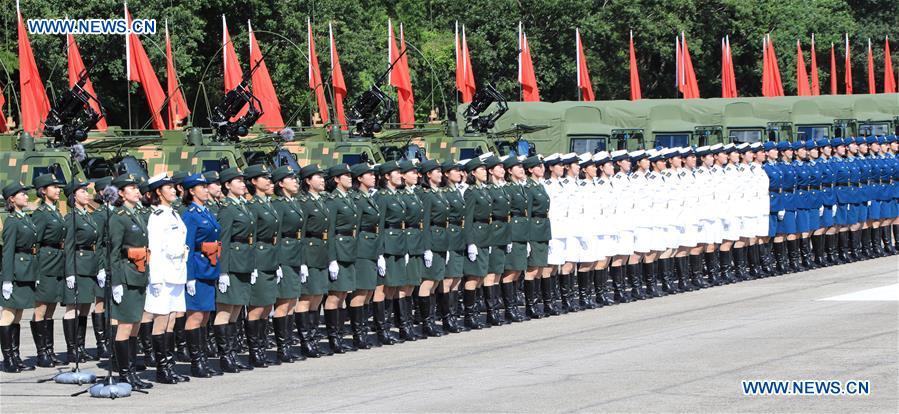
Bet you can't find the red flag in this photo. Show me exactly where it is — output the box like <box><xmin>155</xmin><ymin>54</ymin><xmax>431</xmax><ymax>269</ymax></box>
<box><xmin>329</xmin><ymin>22</ymin><xmax>348</xmax><ymax>130</ymax></box>
<box><xmin>164</xmin><ymin>21</ymin><xmax>189</xmax><ymax>129</ymax></box>
<box><xmin>222</xmin><ymin>16</ymin><xmax>248</xmax><ymax>120</ymax></box>
<box><xmin>679</xmin><ymin>33</ymin><xmax>700</xmax><ymax>99</ymax></box>
<box><xmin>307</xmin><ymin>18</ymin><xmax>329</xmax><ymax>126</ymax></box>
<box><xmin>796</xmin><ymin>40</ymin><xmax>811</xmax><ymax>96</ymax></box>
<box><xmin>575</xmin><ymin>28</ymin><xmax>595</xmax><ymax>101</ymax></box>
<box><xmin>455</xmin><ymin>23</ymin><xmax>476</xmax><ymax>103</ymax></box>
<box><xmin>388</xmin><ymin>20</ymin><xmax>415</xmax><ymax>128</ymax></box>
<box><xmin>629</xmin><ymin>31</ymin><xmax>641</xmax><ymax>100</ymax></box>
<box><xmin>17</xmin><ymin>1</ymin><xmax>50</xmax><ymax>135</ymax></box>
<box><xmin>126</xmin><ymin>6</ymin><xmax>167</xmax><ymax>130</ymax></box>
<box><xmin>885</xmin><ymin>36</ymin><xmax>896</xmax><ymax>94</ymax></box>
<box><xmin>762</xmin><ymin>36</ymin><xmax>770</xmax><ymax>96</ymax></box>
<box><xmin>518</xmin><ymin>22</ymin><xmax>540</xmax><ymax>102</ymax></box>
<box><xmin>844</xmin><ymin>34</ymin><xmax>853</xmax><ymax>95</ymax></box>
<box><xmin>721</xmin><ymin>36</ymin><xmax>737</xmax><ymax>98</ymax></box>
<box><xmin>66</xmin><ymin>34</ymin><xmax>107</xmax><ymax>131</ymax></box>
<box><xmin>248</xmin><ymin>21</ymin><xmax>284</xmax><ymax>131</ymax></box>
<box><xmin>867</xmin><ymin>39</ymin><xmax>876</xmax><ymax>94</ymax></box>
<box><xmin>726</xmin><ymin>36</ymin><xmax>737</xmax><ymax>97</ymax></box>
<box><xmin>0</xmin><ymin>84</ymin><xmax>7</xmax><ymax>133</ymax></box>
<box><xmin>830</xmin><ymin>43</ymin><xmax>838</xmax><ymax>94</ymax></box>
<box><xmin>762</xmin><ymin>34</ymin><xmax>784</xmax><ymax>97</ymax></box>
<box><xmin>462</xmin><ymin>26</ymin><xmax>476</xmax><ymax>102</ymax></box>
<box><xmin>810</xmin><ymin>34</ymin><xmax>820</xmax><ymax>95</ymax></box>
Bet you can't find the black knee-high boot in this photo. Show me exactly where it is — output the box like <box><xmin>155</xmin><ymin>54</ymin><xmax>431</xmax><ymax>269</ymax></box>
<box><xmin>642</xmin><ymin>261</ymin><xmax>661</xmax><ymax>297</ymax></box>
<box><xmin>1</xmin><ymin>325</ymin><xmax>21</xmax><ymax>373</ymax></box>
<box><xmin>611</xmin><ymin>265</ymin><xmax>633</xmax><ymax>302</ymax></box>
<box><xmin>689</xmin><ymin>254</ymin><xmax>708</xmax><ymax>288</ymax></box>
<box><xmin>704</xmin><ymin>252</ymin><xmax>721</xmax><ymax>285</ymax></box>
<box><xmin>627</xmin><ymin>263</ymin><xmax>647</xmax><ymax>300</ymax></box>
<box><xmin>463</xmin><ymin>289</ymin><xmax>485</xmax><ymax>329</ymax></box>
<box><xmin>593</xmin><ymin>268</ymin><xmax>614</xmax><ymax>306</ymax></box>
<box><xmin>541</xmin><ymin>277</ymin><xmax>561</xmax><ymax>315</ymax></box>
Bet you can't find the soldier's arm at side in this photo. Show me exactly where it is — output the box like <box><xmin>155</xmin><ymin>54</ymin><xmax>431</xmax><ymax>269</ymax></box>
<box><xmin>217</xmin><ymin>206</ymin><xmax>235</xmax><ymax>275</ymax></box>
<box><xmin>1</xmin><ymin>218</ymin><xmax>17</xmax><ymax>282</ymax></box>
<box><xmin>64</xmin><ymin>213</ymin><xmax>76</xmax><ymax>276</ymax></box>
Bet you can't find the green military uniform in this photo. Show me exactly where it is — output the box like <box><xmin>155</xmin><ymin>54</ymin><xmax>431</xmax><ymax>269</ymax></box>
<box><xmin>462</xmin><ymin>159</ymin><xmax>493</xmax><ymax>277</ymax></box>
<box><xmin>92</xmin><ymin>176</ymin><xmax>114</xmax><ymax>295</ymax></box>
<box><xmin>326</xmin><ymin>165</ymin><xmax>359</xmax><ymax>292</ymax></box>
<box><xmin>524</xmin><ymin>156</ymin><xmax>551</xmax><ymax>267</ymax></box>
<box><xmin>217</xmin><ymin>168</ymin><xmax>255</xmax><ymax>306</ymax></box>
<box><xmin>247</xmin><ymin>193</ymin><xmax>280</xmax><ymax>307</ymax></box>
<box><xmin>398</xmin><ymin>183</ymin><xmax>425</xmax><ymax>287</ymax></box>
<box><xmin>64</xmin><ymin>192</ymin><xmax>103</xmax><ymax>304</ymax></box>
<box><xmin>420</xmin><ymin>161</ymin><xmax>450</xmax><ymax>281</ymax></box>
<box><xmin>31</xmin><ymin>174</ymin><xmax>66</xmax><ymax>303</ymax></box>
<box><xmin>1</xmin><ymin>183</ymin><xmax>38</xmax><ymax>309</ymax></box>
<box><xmin>484</xmin><ymin>157</ymin><xmax>512</xmax><ymax>275</ymax></box>
<box><xmin>504</xmin><ymin>159</ymin><xmax>532</xmax><ymax>272</ymax></box>
<box><xmin>374</xmin><ymin>162</ymin><xmax>407</xmax><ymax>287</ymax></box>
<box><xmin>272</xmin><ymin>167</ymin><xmax>304</xmax><ymax>300</ymax></box>
<box><xmin>299</xmin><ymin>165</ymin><xmax>331</xmax><ymax>296</ymax></box>
<box><xmin>443</xmin><ymin>170</ymin><xmax>467</xmax><ymax>278</ymax></box>
<box><xmin>351</xmin><ymin>165</ymin><xmax>381</xmax><ymax>290</ymax></box>
<box><xmin>108</xmin><ymin>175</ymin><xmax>150</xmax><ymax>323</ymax></box>
<box><xmin>202</xmin><ymin>171</ymin><xmax>223</xmax><ymax>217</ymax></box>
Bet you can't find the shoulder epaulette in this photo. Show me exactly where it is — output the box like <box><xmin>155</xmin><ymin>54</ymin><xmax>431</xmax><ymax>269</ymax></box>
<box><xmin>152</xmin><ymin>209</ymin><xmax>163</xmax><ymax>216</ymax></box>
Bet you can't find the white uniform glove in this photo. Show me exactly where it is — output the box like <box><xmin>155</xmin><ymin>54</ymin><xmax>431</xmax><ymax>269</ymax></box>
<box><xmin>250</xmin><ymin>269</ymin><xmax>258</xmax><ymax>285</ymax></box>
<box><xmin>488</xmin><ymin>246</ymin><xmax>493</xmax><ymax>254</ymax></box>
<box><xmin>149</xmin><ymin>283</ymin><xmax>163</xmax><ymax>297</ymax></box>
<box><xmin>275</xmin><ymin>267</ymin><xmax>283</xmax><ymax>284</ymax></box>
<box><xmin>831</xmin><ymin>205</ymin><xmax>838</xmax><ymax>215</ymax></box>
<box><xmin>218</xmin><ymin>274</ymin><xmax>230</xmax><ymax>293</ymax></box>
<box><xmin>186</xmin><ymin>280</ymin><xmax>196</xmax><ymax>296</ymax></box>
<box><xmin>777</xmin><ymin>210</ymin><xmax>785</xmax><ymax>220</ymax></box>
<box><xmin>328</xmin><ymin>261</ymin><xmax>339</xmax><ymax>281</ymax></box>
<box><xmin>445</xmin><ymin>252</ymin><xmax>451</xmax><ymax>264</ymax></box>
<box><xmin>300</xmin><ymin>265</ymin><xmax>309</xmax><ymax>283</ymax></box>
<box><xmin>527</xmin><ymin>242</ymin><xmax>532</xmax><ymax>257</ymax></box>
<box><xmin>97</xmin><ymin>269</ymin><xmax>106</xmax><ymax>288</ymax></box>
<box><xmin>424</xmin><ymin>250</ymin><xmax>433</xmax><ymax>268</ymax></box>
<box><xmin>66</xmin><ymin>275</ymin><xmax>76</xmax><ymax>289</ymax></box>
<box><xmin>404</xmin><ymin>254</ymin><xmax>410</xmax><ymax>265</ymax></box>
<box><xmin>867</xmin><ymin>200</ymin><xmax>872</xmax><ymax>206</ymax></box>
<box><xmin>377</xmin><ymin>256</ymin><xmax>386</xmax><ymax>277</ymax></box>
<box><xmin>819</xmin><ymin>206</ymin><xmax>825</xmax><ymax>216</ymax></box>
<box><xmin>467</xmin><ymin>244</ymin><xmax>478</xmax><ymax>262</ymax></box>
<box><xmin>1</xmin><ymin>282</ymin><xmax>12</xmax><ymax>300</ymax></box>
<box><xmin>506</xmin><ymin>243</ymin><xmax>513</xmax><ymax>253</ymax></box>
<box><xmin>112</xmin><ymin>284</ymin><xmax>123</xmax><ymax>303</ymax></box>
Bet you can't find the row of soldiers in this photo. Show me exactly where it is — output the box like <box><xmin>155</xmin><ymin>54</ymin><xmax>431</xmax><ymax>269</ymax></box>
<box><xmin>1</xmin><ymin>136</ymin><xmax>896</xmax><ymax>388</ymax></box>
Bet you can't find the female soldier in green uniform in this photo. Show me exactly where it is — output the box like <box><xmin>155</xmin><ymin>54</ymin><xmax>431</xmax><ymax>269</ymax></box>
<box><xmin>349</xmin><ymin>163</ymin><xmax>384</xmax><ymax>348</ymax></box>
<box><xmin>243</xmin><ymin>164</ymin><xmax>280</xmax><ymax>367</ymax></box>
<box><xmin>213</xmin><ymin>167</ymin><xmax>255</xmax><ymax>373</ymax></box>
<box><xmin>373</xmin><ymin>161</ymin><xmax>407</xmax><ymax>343</ymax></box>
<box><xmin>462</xmin><ymin>158</ymin><xmax>493</xmax><ymax>330</ymax></box>
<box><xmin>397</xmin><ymin>161</ymin><xmax>427</xmax><ymax>341</ymax></box>
<box><xmin>90</xmin><ymin>176</ymin><xmax>113</xmax><ymax>360</ymax></box>
<box><xmin>108</xmin><ymin>174</ymin><xmax>153</xmax><ymax>389</ymax></box>
<box><xmin>1</xmin><ymin>182</ymin><xmax>38</xmax><ymax>373</ymax></box>
<box><xmin>271</xmin><ymin>166</ymin><xmax>304</xmax><ymax>363</ymax></box>
<box><xmin>502</xmin><ymin>156</ymin><xmax>530</xmax><ymax>323</ymax></box>
<box><xmin>324</xmin><ymin>164</ymin><xmax>360</xmax><ymax>353</ymax></box>
<box><xmin>523</xmin><ymin>156</ymin><xmax>551</xmax><ymax>319</ymax></box>
<box><xmin>438</xmin><ymin>160</ymin><xmax>467</xmax><ymax>333</ymax></box>
<box><xmin>419</xmin><ymin>160</ymin><xmax>448</xmax><ymax>337</ymax></box>
<box><xmin>296</xmin><ymin>164</ymin><xmax>330</xmax><ymax>357</ymax></box>
<box><xmin>483</xmin><ymin>155</ymin><xmax>511</xmax><ymax>326</ymax></box>
<box><xmin>31</xmin><ymin>174</ymin><xmax>67</xmax><ymax>366</ymax></box>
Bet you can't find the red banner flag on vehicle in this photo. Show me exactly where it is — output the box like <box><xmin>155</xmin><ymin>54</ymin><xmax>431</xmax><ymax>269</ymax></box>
<box><xmin>518</xmin><ymin>22</ymin><xmax>540</xmax><ymax>102</ymax></box>
<box><xmin>844</xmin><ymin>34</ymin><xmax>853</xmax><ymax>95</ymax></box>
<box><xmin>762</xmin><ymin>34</ymin><xmax>784</xmax><ymax>97</ymax></box>
<box><xmin>164</xmin><ymin>21</ymin><xmax>189</xmax><ymax>129</ymax></box>
<box><xmin>810</xmin><ymin>34</ymin><xmax>820</xmax><ymax>95</ymax></box>
<box><xmin>0</xmin><ymin>84</ymin><xmax>7</xmax><ymax>133</ymax></box>
<box><xmin>67</xmin><ymin>33</ymin><xmax>107</xmax><ymax>131</ymax></box>
<box><xmin>796</xmin><ymin>40</ymin><xmax>811</xmax><ymax>96</ymax></box>
<box><xmin>678</xmin><ymin>33</ymin><xmax>700</xmax><ymax>99</ymax></box>
<box><xmin>721</xmin><ymin>36</ymin><xmax>737</xmax><ymax>98</ymax></box>
<box><xmin>455</xmin><ymin>22</ymin><xmax>476</xmax><ymax>103</ymax></box>
<box><xmin>885</xmin><ymin>36</ymin><xmax>896</xmax><ymax>94</ymax></box>
<box><xmin>126</xmin><ymin>5</ymin><xmax>167</xmax><ymax>130</ymax></box>
<box><xmin>867</xmin><ymin>39</ymin><xmax>876</xmax><ymax>94</ymax></box>
<box><xmin>830</xmin><ymin>43</ymin><xmax>838</xmax><ymax>94</ymax></box>
<box><xmin>222</xmin><ymin>16</ymin><xmax>248</xmax><ymax>120</ymax></box>
<box><xmin>462</xmin><ymin>26</ymin><xmax>476</xmax><ymax>103</ymax></box>
<box><xmin>629</xmin><ymin>31</ymin><xmax>642</xmax><ymax>101</ymax></box>
<box><xmin>575</xmin><ymin>28</ymin><xmax>595</xmax><ymax>101</ymax></box>
<box><xmin>388</xmin><ymin>20</ymin><xmax>415</xmax><ymax>128</ymax></box>
<box><xmin>307</xmin><ymin>18</ymin><xmax>329</xmax><ymax>126</ymax></box>
<box><xmin>329</xmin><ymin>22</ymin><xmax>348</xmax><ymax>130</ymax></box>
<box><xmin>17</xmin><ymin>1</ymin><xmax>50</xmax><ymax>135</ymax></box>
<box><xmin>248</xmin><ymin>21</ymin><xmax>284</xmax><ymax>131</ymax></box>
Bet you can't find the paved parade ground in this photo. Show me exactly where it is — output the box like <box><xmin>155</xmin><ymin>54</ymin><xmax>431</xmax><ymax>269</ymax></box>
<box><xmin>1</xmin><ymin>257</ymin><xmax>896</xmax><ymax>413</ymax></box>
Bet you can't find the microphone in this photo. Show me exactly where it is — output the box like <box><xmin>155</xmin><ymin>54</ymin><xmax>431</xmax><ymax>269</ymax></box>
<box><xmin>101</xmin><ymin>185</ymin><xmax>119</xmax><ymax>204</ymax></box>
<box><xmin>279</xmin><ymin>128</ymin><xmax>295</xmax><ymax>142</ymax></box>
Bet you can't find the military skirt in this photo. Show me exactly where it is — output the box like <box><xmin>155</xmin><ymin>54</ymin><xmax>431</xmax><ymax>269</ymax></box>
<box><xmin>35</xmin><ymin>275</ymin><xmax>63</xmax><ymax>303</ymax></box>
<box><xmin>463</xmin><ymin>246</ymin><xmax>489</xmax><ymax>277</ymax></box>
<box><xmin>186</xmin><ymin>279</ymin><xmax>217</xmax><ymax>312</ymax></box>
<box><xmin>488</xmin><ymin>246</ymin><xmax>506</xmax><ymax>274</ymax></box>
<box><xmin>110</xmin><ymin>285</ymin><xmax>145</xmax><ymax>323</ymax></box>
<box><xmin>423</xmin><ymin>251</ymin><xmax>446</xmax><ymax>281</ymax></box>
<box><xmin>0</xmin><ymin>281</ymin><xmax>35</xmax><ymax>309</ymax></box>
<box><xmin>527</xmin><ymin>241</ymin><xmax>549</xmax><ymax>268</ymax></box>
<box><xmin>329</xmin><ymin>262</ymin><xmax>356</xmax><ymax>292</ymax></box>
<box><xmin>445</xmin><ymin>250</ymin><xmax>464</xmax><ymax>278</ymax></box>
<box><xmin>404</xmin><ymin>255</ymin><xmax>424</xmax><ymax>286</ymax></box>
<box><xmin>354</xmin><ymin>258</ymin><xmax>378</xmax><ymax>290</ymax></box>
<box><xmin>302</xmin><ymin>267</ymin><xmax>329</xmax><ymax>296</ymax></box>
<box><xmin>217</xmin><ymin>272</ymin><xmax>252</xmax><ymax>306</ymax></box>
<box><xmin>383</xmin><ymin>254</ymin><xmax>407</xmax><ymax>288</ymax></box>
<box><xmin>504</xmin><ymin>242</ymin><xmax>529</xmax><ymax>272</ymax></box>
<box><xmin>249</xmin><ymin>270</ymin><xmax>278</xmax><ymax>307</ymax></box>
<box><xmin>62</xmin><ymin>275</ymin><xmax>101</xmax><ymax>304</ymax></box>
<box><xmin>277</xmin><ymin>265</ymin><xmax>302</xmax><ymax>299</ymax></box>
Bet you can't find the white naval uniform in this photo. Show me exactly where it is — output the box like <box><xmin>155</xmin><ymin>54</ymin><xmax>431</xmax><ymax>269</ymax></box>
<box><xmin>560</xmin><ymin>175</ymin><xmax>584</xmax><ymax>263</ymax></box>
<box><xmin>676</xmin><ymin>167</ymin><xmax>701</xmax><ymax>248</ymax></box>
<box><xmin>544</xmin><ymin>176</ymin><xmax>570</xmax><ymax>265</ymax></box>
<box><xmin>750</xmin><ymin>162</ymin><xmax>770</xmax><ymax>236</ymax></box>
<box><xmin>593</xmin><ymin>175</ymin><xmax>617</xmax><ymax>258</ymax></box>
<box><xmin>145</xmin><ymin>204</ymin><xmax>188</xmax><ymax>314</ymax></box>
<box><xmin>609</xmin><ymin>171</ymin><xmax>635</xmax><ymax>255</ymax></box>
<box><xmin>694</xmin><ymin>165</ymin><xmax>720</xmax><ymax>244</ymax></box>
<box><xmin>571</xmin><ymin>177</ymin><xmax>601</xmax><ymax>262</ymax></box>
<box><xmin>631</xmin><ymin>170</ymin><xmax>657</xmax><ymax>253</ymax></box>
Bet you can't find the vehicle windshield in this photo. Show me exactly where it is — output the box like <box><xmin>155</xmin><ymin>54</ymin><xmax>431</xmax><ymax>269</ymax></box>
<box><xmin>654</xmin><ymin>133</ymin><xmax>690</xmax><ymax>148</ymax></box>
<box><xmin>797</xmin><ymin>126</ymin><xmax>830</xmax><ymax>141</ymax></box>
<box><xmin>729</xmin><ymin>129</ymin><xmax>763</xmax><ymax>143</ymax></box>
<box><xmin>859</xmin><ymin>123</ymin><xmax>890</xmax><ymax>137</ymax></box>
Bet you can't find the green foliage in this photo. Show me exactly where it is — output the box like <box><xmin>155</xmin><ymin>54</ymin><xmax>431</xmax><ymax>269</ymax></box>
<box><xmin>0</xmin><ymin>0</ymin><xmax>895</xmax><ymax>128</ymax></box>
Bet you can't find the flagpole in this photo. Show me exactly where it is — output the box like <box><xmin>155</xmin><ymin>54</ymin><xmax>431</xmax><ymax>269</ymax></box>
<box><xmin>575</xmin><ymin>29</ymin><xmax>580</xmax><ymax>102</ymax></box>
<box><xmin>125</xmin><ymin>2</ymin><xmax>131</xmax><ymax>131</ymax></box>
<box><xmin>518</xmin><ymin>22</ymin><xmax>523</xmax><ymax>102</ymax></box>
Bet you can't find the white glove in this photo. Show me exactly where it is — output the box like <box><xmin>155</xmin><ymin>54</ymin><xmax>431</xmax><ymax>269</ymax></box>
<box><xmin>328</xmin><ymin>261</ymin><xmax>339</xmax><ymax>281</ymax></box>
<box><xmin>1</xmin><ymin>282</ymin><xmax>12</xmax><ymax>300</ymax></box>
<box><xmin>527</xmin><ymin>242</ymin><xmax>532</xmax><ymax>257</ymax></box>
<box><xmin>112</xmin><ymin>284</ymin><xmax>123</xmax><ymax>303</ymax></box>
<box><xmin>186</xmin><ymin>280</ymin><xmax>196</xmax><ymax>296</ymax></box>
<box><xmin>218</xmin><ymin>274</ymin><xmax>230</xmax><ymax>293</ymax></box>
<box><xmin>818</xmin><ymin>206</ymin><xmax>825</xmax><ymax>217</ymax></box>
<box><xmin>467</xmin><ymin>244</ymin><xmax>478</xmax><ymax>262</ymax></box>
<box><xmin>97</xmin><ymin>269</ymin><xmax>106</xmax><ymax>288</ymax></box>
<box><xmin>149</xmin><ymin>283</ymin><xmax>163</xmax><ymax>297</ymax></box>
<box><xmin>777</xmin><ymin>210</ymin><xmax>785</xmax><ymax>220</ymax></box>
<box><xmin>867</xmin><ymin>201</ymin><xmax>872</xmax><ymax>206</ymax></box>
<box><xmin>300</xmin><ymin>265</ymin><xmax>309</xmax><ymax>283</ymax></box>
<box><xmin>506</xmin><ymin>243</ymin><xmax>513</xmax><ymax>253</ymax></box>
<box><xmin>275</xmin><ymin>266</ymin><xmax>283</xmax><ymax>284</ymax></box>
<box><xmin>424</xmin><ymin>250</ymin><xmax>433</xmax><ymax>268</ymax></box>
<box><xmin>445</xmin><ymin>252</ymin><xmax>451</xmax><ymax>264</ymax></box>
<box><xmin>250</xmin><ymin>269</ymin><xmax>258</xmax><ymax>285</ymax></box>
<box><xmin>831</xmin><ymin>205</ymin><xmax>838</xmax><ymax>215</ymax></box>
<box><xmin>377</xmin><ymin>256</ymin><xmax>386</xmax><ymax>277</ymax></box>
<box><xmin>66</xmin><ymin>275</ymin><xmax>76</xmax><ymax>289</ymax></box>
<box><xmin>488</xmin><ymin>246</ymin><xmax>493</xmax><ymax>254</ymax></box>
<box><xmin>404</xmin><ymin>254</ymin><xmax>410</xmax><ymax>265</ymax></box>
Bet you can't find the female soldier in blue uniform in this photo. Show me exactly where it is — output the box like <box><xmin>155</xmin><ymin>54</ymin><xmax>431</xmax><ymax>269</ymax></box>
<box><xmin>324</xmin><ymin>164</ymin><xmax>360</xmax><ymax>353</ymax></box>
<box><xmin>31</xmin><ymin>174</ymin><xmax>67</xmax><ymax>366</ymax></box>
<box><xmin>349</xmin><ymin>163</ymin><xmax>384</xmax><ymax>347</ymax></box>
<box><xmin>461</xmin><ymin>157</ymin><xmax>493</xmax><ymax>330</ymax></box>
<box><xmin>1</xmin><ymin>182</ymin><xmax>38</xmax><ymax>373</ymax></box>
<box><xmin>296</xmin><ymin>165</ymin><xmax>331</xmax><ymax>357</ymax></box>
<box><xmin>182</xmin><ymin>174</ymin><xmax>224</xmax><ymax>377</ymax></box>
<box><xmin>271</xmin><ymin>166</ymin><xmax>306</xmax><ymax>362</ymax></box>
